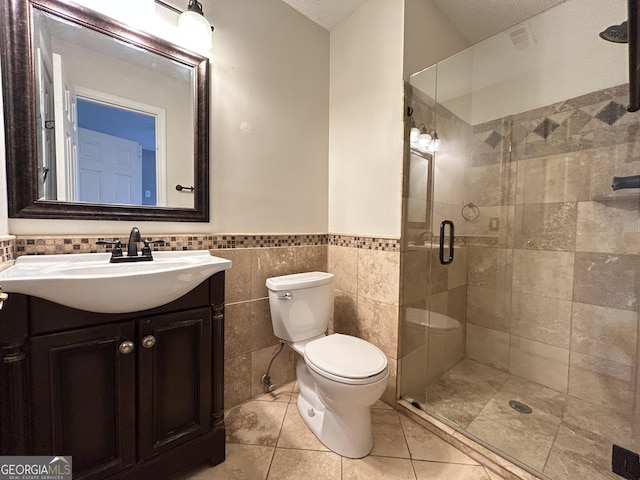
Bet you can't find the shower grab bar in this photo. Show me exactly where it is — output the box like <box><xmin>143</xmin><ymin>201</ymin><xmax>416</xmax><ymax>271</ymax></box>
<box><xmin>439</xmin><ymin>220</ymin><xmax>454</xmax><ymax>265</ymax></box>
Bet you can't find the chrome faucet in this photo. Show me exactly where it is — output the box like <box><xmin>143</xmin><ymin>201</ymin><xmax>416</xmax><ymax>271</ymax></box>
<box><xmin>127</xmin><ymin>227</ymin><xmax>141</xmax><ymax>257</ymax></box>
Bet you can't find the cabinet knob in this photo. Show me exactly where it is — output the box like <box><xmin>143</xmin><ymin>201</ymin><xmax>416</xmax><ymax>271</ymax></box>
<box><xmin>141</xmin><ymin>335</ymin><xmax>156</xmax><ymax>349</ymax></box>
<box><xmin>119</xmin><ymin>340</ymin><xmax>135</xmax><ymax>355</ymax></box>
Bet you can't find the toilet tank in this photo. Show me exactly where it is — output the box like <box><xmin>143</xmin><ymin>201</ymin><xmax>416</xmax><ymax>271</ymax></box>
<box><xmin>266</xmin><ymin>272</ymin><xmax>334</xmax><ymax>342</ymax></box>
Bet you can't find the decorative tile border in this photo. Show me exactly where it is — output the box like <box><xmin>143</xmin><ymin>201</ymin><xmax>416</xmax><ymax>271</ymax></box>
<box><xmin>12</xmin><ymin>233</ymin><xmax>399</xmax><ymax>257</ymax></box>
<box><xmin>329</xmin><ymin>234</ymin><xmax>400</xmax><ymax>252</ymax></box>
<box><xmin>0</xmin><ymin>237</ymin><xmax>15</xmax><ymax>264</ymax></box>
<box><xmin>473</xmin><ymin>82</ymin><xmax>640</xmax><ymax>163</ymax></box>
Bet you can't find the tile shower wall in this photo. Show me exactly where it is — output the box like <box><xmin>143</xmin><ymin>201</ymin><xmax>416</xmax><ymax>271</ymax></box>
<box><xmin>8</xmin><ymin>233</ymin><xmax>401</xmax><ymax>409</ymax></box>
<box><xmin>467</xmin><ymin>84</ymin><xmax>640</xmax><ymax>414</ymax></box>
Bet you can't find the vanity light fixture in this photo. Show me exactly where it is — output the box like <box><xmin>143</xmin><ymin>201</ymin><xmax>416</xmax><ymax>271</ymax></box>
<box><xmin>410</xmin><ymin>123</ymin><xmax>441</xmax><ymax>153</ymax></box>
<box><xmin>155</xmin><ymin>0</ymin><xmax>213</xmax><ymax>52</ymax></box>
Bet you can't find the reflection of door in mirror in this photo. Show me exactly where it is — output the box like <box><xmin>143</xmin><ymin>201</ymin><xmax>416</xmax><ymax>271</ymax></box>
<box><xmin>52</xmin><ymin>53</ymin><xmax>78</xmax><ymax>202</ymax></box>
<box><xmin>78</xmin><ymin>127</ymin><xmax>142</xmax><ymax>204</ymax></box>
<box><xmin>34</xmin><ymin>32</ymin><xmax>56</xmax><ymax>201</ymax></box>
<box><xmin>75</xmin><ymin>95</ymin><xmax>164</xmax><ymax>206</ymax></box>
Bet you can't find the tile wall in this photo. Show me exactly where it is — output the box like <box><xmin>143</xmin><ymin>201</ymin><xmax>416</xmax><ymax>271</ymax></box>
<box><xmin>467</xmin><ymin>83</ymin><xmax>640</xmax><ymax>414</ymax></box>
<box><xmin>4</xmin><ymin>233</ymin><xmax>401</xmax><ymax>409</ymax></box>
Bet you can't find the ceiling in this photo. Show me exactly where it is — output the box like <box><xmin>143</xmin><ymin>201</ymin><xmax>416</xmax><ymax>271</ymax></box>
<box><xmin>280</xmin><ymin>0</ymin><xmax>567</xmax><ymax>44</ymax></box>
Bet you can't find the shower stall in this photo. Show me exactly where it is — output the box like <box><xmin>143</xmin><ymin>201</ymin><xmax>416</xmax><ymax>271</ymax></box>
<box><xmin>398</xmin><ymin>1</ymin><xmax>640</xmax><ymax>479</ymax></box>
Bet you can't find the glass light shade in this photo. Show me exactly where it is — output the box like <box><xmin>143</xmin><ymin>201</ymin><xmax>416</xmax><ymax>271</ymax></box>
<box><xmin>410</xmin><ymin>127</ymin><xmax>419</xmax><ymax>143</ymax></box>
<box><xmin>179</xmin><ymin>10</ymin><xmax>213</xmax><ymax>53</ymax></box>
<box><xmin>418</xmin><ymin>132</ymin><xmax>432</xmax><ymax>148</ymax></box>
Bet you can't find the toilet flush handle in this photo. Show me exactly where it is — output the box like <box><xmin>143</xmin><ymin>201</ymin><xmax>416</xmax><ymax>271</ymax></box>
<box><xmin>278</xmin><ymin>292</ymin><xmax>293</xmax><ymax>300</ymax></box>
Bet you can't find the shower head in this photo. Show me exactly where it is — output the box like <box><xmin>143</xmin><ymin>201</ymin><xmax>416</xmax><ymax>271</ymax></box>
<box><xmin>600</xmin><ymin>20</ymin><xmax>628</xmax><ymax>43</ymax></box>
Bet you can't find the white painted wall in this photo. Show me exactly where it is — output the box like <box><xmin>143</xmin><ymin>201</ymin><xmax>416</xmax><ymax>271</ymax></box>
<box><xmin>403</xmin><ymin>0</ymin><xmax>469</xmax><ymax>80</ymax></box>
<box><xmin>5</xmin><ymin>0</ymin><xmax>329</xmax><ymax>235</ymax></box>
<box><xmin>328</xmin><ymin>0</ymin><xmax>405</xmax><ymax>238</ymax></box>
<box><xmin>429</xmin><ymin>0</ymin><xmax>628</xmax><ymax>125</ymax></box>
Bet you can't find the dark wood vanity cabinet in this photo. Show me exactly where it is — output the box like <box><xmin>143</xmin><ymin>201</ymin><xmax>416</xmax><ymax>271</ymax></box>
<box><xmin>0</xmin><ymin>272</ymin><xmax>226</xmax><ymax>480</ymax></box>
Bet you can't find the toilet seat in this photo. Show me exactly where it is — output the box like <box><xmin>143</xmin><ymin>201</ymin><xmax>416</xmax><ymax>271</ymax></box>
<box><xmin>304</xmin><ymin>334</ymin><xmax>388</xmax><ymax>385</ymax></box>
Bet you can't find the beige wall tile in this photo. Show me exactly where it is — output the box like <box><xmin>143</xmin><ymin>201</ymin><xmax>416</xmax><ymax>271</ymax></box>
<box><xmin>381</xmin><ymin>356</ymin><xmax>398</xmax><ymax>405</ymax></box>
<box><xmin>575</xmin><ymin>200</ymin><xmax>640</xmax><ymax>253</ymax></box>
<box><xmin>517</xmin><ymin>152</ymin><xmax>590</xmax><ymax>204</ymax></box>
<box><xmin>224</xmin><ymin>353</ymin><xmax>251</xmax><ymax>409</ymax></box>
<box><xmin>573</xmin><ymin>252</ymin><xmax>638</xmax><ymax>311</ymax></box>
<box><xmin>571</xmin><ymin>302</ymin><xmax>637</xmax><ymax>365</ymax></box>
<box><xmin>509</xmin><ymin>336</ymin><xmax>569</xmax><ymax>393</ymax></box>
<box><xmin>401</xmin><ymin>248</ymin><xmax>429</xmax><ymax>306</ymax></box>
<box><xmin>224</xmin><ymin>299</ymin><xmax>279</xmax><ymax>358</ymax></box>
<box><xmin>569</xmin><ymin>351</ymin><xmax>634</xmax><ymax>412</ymax></box>
<box><xmin>510</xmin><ymin>292</ymin><xmax>572</xmax><ymax>348</ymax></box>
<box><xmin>513</xmin><ymin>202</ymin><xmax>577</xmax><ymax>251</ymax></box>
<box><xmin>466</xmin><ymin>285</ymin><xmax>511</xmax><ymax>333</ymax></box>
<box><xmin>400</xmin><ymin>345</ymin><xmax>428</xmax><ymax>400</ymax></box>
<box><xmin>294</xmin><ymin>245</ymin><xmax>328</xmax><ymax>273</ymax></box>
<box><xmin>512</xmin><ymin>249</ymin><xmax>574</xmax><ymax>300</ymax></box>
<box><xmin>331</xmin><ymin>290</ymin><xmax>358</xmax><ymax>336</ymax></box>
<box><xmin>357</xmin><ymin>296</ymin><xmax>399</xmax><ymax>359</ymax></box>
<box><xmin>467</xmin><ymin>163</ymin><xmax>503</xmax><ymax>207</ymax></box>
<box><xmin>467</xmin><ymin>246</ymin><xmax>498</xmax><ymax>288</ymax></box>
<box><xmin>448</xmin><ymin>246</ymin><xmax>468</xmax><ymax>290</ymax></box>
<box><xmin>250</xmin><ymin>247</ymin><xmax>296</xmax><ymax>299</ymax></box>
<box><xmin>357</xmin><ymin>249</ymin><xmax>400</xmax><ymax>305</ymax></box>
<box><xmin>250</xmin><ymin>344</ymin><xmax>295</xmax><ymax>398</ymax></box>
<box><xmin>328</xmin><ymin>245</ymin><xmax>358</xmax><ymax>294</ymax></box>
<box><xmin>466</xmin><ymin>323</ymin><xmax>510</xmax><ymax>371</ymax></box>
<box><xmin>213</xmin><ymin>249</ymin><xmax>252</xmax><ymax>303</ymax></box>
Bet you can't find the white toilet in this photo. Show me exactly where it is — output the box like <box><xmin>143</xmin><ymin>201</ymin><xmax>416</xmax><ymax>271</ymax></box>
<box><xmin>266</xmin><ymin>271</ymin><xmax>389</xmax><ymax>458</ymax></box>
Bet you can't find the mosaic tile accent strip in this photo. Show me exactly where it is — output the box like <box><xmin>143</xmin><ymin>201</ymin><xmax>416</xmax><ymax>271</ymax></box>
<box><xmin>0</xmin><ymin>238</ymin><xmax>15</xmax><ymax>264</ymax></box>
<box><xmin>13</xmin><ymin>233</ymin><xmax>398</xmax><ymax>257</ymax></box>
<box><xmin>329</xmin><ymin>235</ymin><xmax>400</xmax><ymax>251</ymax></box>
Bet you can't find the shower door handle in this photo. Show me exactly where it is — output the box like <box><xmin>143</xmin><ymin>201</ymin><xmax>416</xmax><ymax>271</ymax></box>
<box><xmin>439</xmin><ymin>220</ymin><xmax>454</xmax><ymax>265</ymax></box>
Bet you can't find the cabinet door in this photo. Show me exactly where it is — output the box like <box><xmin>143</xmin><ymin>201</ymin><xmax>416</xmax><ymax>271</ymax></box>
<box><xmin>30</xmin><ymin>321</ymin><xmax>137</xmax><ymax>480</ymax></box>
<box><xmin>137</xmin><ymin>307</ymin><xmax>212</xmax><ymax>461</ymax></box>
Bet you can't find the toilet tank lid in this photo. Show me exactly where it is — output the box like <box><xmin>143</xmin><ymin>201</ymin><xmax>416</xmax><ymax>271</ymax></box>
<box><xmin>266</xmin><ymin>271</ymin><xmax>334</xmax><ymax>291</ymax></box>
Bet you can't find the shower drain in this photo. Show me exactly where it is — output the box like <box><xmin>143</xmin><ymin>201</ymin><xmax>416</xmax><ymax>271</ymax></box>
<box><xmin>508</xmin><ymin>400</ymin><xmax>533</xmax><ymax>414</ymax></box>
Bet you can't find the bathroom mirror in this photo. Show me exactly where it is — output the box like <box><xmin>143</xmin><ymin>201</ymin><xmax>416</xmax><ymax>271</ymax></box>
<box><xmin>0</xmin><ymin>0</ymin><xmax>210</xmax><ymax>221</ymax></box>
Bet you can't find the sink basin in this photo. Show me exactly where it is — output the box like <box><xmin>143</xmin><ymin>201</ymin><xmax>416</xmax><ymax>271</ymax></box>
<box><xmin>0</xmin><ymin>250</ymin><xmax>232</xmax><ymax>313</ymax></box>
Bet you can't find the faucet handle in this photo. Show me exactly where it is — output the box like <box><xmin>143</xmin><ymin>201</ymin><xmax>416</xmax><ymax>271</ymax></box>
<box><xmin>141</xmin><ymin>239</ymin><xmax>165</xmax><ymax>257</ymax></box>
<box><xmin>96</xmin><ymin>240</ymin><xmax>123</xmax><ymax>257</ymax></box>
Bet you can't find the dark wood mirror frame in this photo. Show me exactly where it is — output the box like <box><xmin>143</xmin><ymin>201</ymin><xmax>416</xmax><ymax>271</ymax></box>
<box><xmin>0</xmin><ymin>0</ymin><xmax>210</xmax><ymax>222</ymax></box>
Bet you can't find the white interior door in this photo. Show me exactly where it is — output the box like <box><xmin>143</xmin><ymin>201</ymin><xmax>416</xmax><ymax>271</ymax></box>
<box><xmin>36</xmin><ymin>47</ymin><xmax>56</xmax><ymax>200</ymax></box>
<box><xmin>77</xmin><ymin>128</ymin><xmax>143</xmax><ymax>204</ymax></box>
<box><xmin>52</xmin><ymin>53</ymin><xmax>78</xmax><ymax>201</ymax></box>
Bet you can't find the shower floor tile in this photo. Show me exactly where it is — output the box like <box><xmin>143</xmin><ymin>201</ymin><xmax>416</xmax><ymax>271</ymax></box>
<box><xmin>419</xmin><ymin>358</ymin><xmax>634</xmax><ymax>480</ymax></box>
<box><xmin>425</xmin><ymin>358</ymin><xmax>509</xmax><ymax>427</ymax></box>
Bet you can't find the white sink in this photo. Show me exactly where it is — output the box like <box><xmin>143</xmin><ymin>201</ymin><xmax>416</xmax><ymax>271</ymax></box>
<box><xmin>0</xmin><ymin>250</ymin><xmax>232</xmax><ymax>313</ymax></box>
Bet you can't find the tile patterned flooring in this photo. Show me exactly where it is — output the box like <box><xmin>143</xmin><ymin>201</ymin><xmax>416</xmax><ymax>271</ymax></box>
<box><xmin>421</xmin><ymin>359</ymin><xmax>634</xmax><ymax>480</ymax></box>
<box><xmin>178</xmin><ymin>381</ymin><xmax>503</xmax><ymax>480</ymax></box>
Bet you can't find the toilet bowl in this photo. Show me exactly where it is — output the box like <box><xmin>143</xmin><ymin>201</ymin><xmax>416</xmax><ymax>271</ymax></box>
<box><xmin>266</xmin><ymin>272</ymin><xmax>389</xmax><ymax>458</ymax></box>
